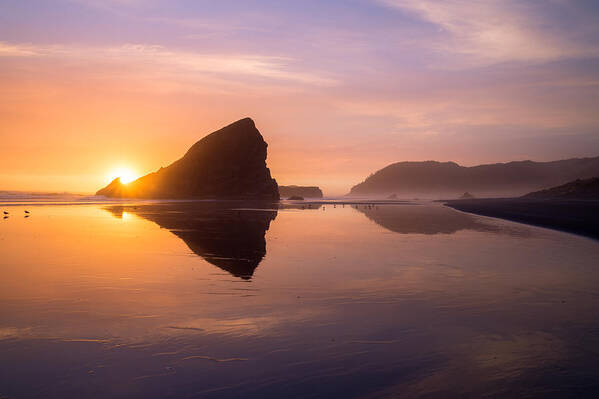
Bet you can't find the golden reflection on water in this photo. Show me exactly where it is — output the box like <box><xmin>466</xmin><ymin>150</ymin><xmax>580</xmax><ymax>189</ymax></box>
<box><xmin>1</xmin><ymin>202</ymin><xmax>599</xmax><ymax>398</ymax></box>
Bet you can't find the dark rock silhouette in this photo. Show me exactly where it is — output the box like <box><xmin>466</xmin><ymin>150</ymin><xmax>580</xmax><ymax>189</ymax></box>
<box><xmin>105</xmin><ymin>202</ymin><xmax>277</xmax><ymax>279</ymax></box>
<box><xmin>279</xmin><ymin>186</ymin><xmax>323</xmax><ymax>198</ymax></box>
<box><xmin>287</xmin><ymin>195</ymin><xmax>304</xmax><ymax>200</ymax></box>
<box><xmin>460</xmin><ymin>192</ymin><xmax>475</xmax><ymax>199</ymax></box>
<box><xmin>523</xmin><ymin>177</ymin><xmax>599</xmax><ymax>199</ymax></box>
<box><xmin>97</xmin><ymin>118</ymin><xmax>279</xmax><ymax>200</ymax></box>
<box><xmin>349</xmin><ymin>157</ymin><xmax>599</xmax><ymax>197</ymax></box>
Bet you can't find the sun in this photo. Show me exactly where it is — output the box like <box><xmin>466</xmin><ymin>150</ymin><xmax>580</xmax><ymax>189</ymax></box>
<box><xmin>108</xmin><ymin>167</ymin><xmax>138</xmax><ymax>184</ymax></box>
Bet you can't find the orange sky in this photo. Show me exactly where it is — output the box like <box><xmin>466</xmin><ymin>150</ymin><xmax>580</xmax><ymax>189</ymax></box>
<box><xmin>2</xmin><ymin>1</ymin><xmax>599</xmax><ymax>195</ymax></box>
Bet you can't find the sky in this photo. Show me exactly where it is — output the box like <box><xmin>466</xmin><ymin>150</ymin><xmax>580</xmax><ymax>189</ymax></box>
<box><xmin>1</xmin><ymin>0</ymin><xmax>599</xmax><ymax>195</ymax></box>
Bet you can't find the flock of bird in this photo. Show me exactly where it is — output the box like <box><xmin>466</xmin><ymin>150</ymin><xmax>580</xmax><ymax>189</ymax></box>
<box><xmin>2</xmin><ymin>210</ymin><xmax>30</xmax><ymax>219</ymax></box>
<box><xmin>299</xmin><ymin>203</ymin><xmax>379</xmax><ymax>211</ymax></box>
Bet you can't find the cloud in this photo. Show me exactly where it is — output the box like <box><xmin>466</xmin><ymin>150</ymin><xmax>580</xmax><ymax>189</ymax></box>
<box><xmin>68</xmin><ymin>0</ymin><xmax>146</xmax><ymax>9</ymax></box>
<box><xmin>0</xmin><ymin>42</ymin><xmax>38</xmax><ymax>57</ymax></box>
<box><xmin>377</xmin><ymin>0</ymin><xmax>599</xmax><ymax>65</ymax></box>
<box><xmin>0</xmin><ymin>41</ymin><xmax>336</xmax><ymax>87</ymax></box>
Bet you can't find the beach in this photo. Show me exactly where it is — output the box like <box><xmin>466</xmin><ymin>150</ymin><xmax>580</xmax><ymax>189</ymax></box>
<box><xmin>444</xmin><ymin>198</ymin><xmax>599</xmax><ymax>240</ymax></box>
<box><xmin>2</xmin><ymin>199</ymin><xmax>599</xmax><ymax>398</ymax></box>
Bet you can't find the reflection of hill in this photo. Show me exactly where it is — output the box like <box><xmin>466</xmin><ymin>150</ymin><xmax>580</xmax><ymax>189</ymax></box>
<box><xmin>355</xmin><ymin>204</ymin><xmax>503</xmax><ymax>235</ymax></box>
<box><xmin>106</xmin><ymin>202</ymin><xmax>277</xmax><ymax>279</ymax></box>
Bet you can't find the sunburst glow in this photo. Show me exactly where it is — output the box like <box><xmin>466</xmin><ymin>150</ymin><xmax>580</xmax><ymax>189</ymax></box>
<box><xmin>108</xmin><ymin>167</ymin><xmax>138</xmax><ymax>184</ymax></box>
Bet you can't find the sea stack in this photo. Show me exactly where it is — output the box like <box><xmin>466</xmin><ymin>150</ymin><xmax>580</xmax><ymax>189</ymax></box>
<box><xmin>279</xmin><ymin>185</ymin><xmax>323</xmax><ymax>198</ymax></box>
<box><xmin>96</xmin><ymin>118</ymin><xmax>279</xmax><ymax>200</ymax></box>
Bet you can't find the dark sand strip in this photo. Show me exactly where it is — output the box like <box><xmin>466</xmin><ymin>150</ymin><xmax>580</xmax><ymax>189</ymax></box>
<box><xmin>444</xmin><ymin>198</ymin><xmax>599</xmax><ymax>240</ymax></box>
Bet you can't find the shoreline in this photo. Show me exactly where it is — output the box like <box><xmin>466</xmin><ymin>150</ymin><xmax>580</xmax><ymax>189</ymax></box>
<box><xmin>444</xmin><ymin>198</ymin><xmax>599</xmax><ymax>240</ymax></box>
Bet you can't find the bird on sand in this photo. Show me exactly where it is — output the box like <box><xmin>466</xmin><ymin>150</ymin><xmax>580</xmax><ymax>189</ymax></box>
<box><xmin>3</xmin><ymin>211</ymin><xmax>8</xmax><ymax>215</ymax></box>
<box><xmin>24</xmin><ymin>210</ymin><xmax>30</xmax><ymax>214</ymax></box>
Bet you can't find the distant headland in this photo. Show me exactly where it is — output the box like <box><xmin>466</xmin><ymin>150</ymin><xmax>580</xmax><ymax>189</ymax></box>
<box><xmin>349</xmin><ymin>157</ymin><xmax>599</xmax><ymax>198</ymax></box>
<box><xmin>523</xmin><ymin>177</ymin><xmax>599</xmax><ymax>200</ymax></box>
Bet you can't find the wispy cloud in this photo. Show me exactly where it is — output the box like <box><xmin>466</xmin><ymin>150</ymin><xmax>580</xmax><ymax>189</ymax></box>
<box><xmin>378</xmin><ymin>0</ymin><xmax>599</xmax><ymax>65</ymax></box>
<box><xmin>0</xmin><ymin>42</ymin><xmax>38</xmax><ymax>56</ymax></box>
<box><xmin>0</xmin><ymin>41</ymin><xmax>336</xmax><ymax>86</ymax></box>
<box><xmin>68</xmin><ymin>0</ymin><xmax>146</xmax><ymax>10</ymax></box>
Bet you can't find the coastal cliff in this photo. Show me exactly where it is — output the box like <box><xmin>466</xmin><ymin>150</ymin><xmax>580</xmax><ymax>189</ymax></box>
<box><xmin>349</xmin><ymin>157</ymin><xmax>599</xmax><ymax>197</ymax></box>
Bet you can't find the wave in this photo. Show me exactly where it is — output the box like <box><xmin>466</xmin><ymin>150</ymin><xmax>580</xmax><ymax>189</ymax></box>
<box><xmin>0</xmin><ymin>191</ymin><xmax>138</xmax><ymax>205</ymax></box>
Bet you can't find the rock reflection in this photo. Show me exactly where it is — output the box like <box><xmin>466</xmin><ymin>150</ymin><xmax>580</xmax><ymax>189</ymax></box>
<box><xmin>106</xmin><ymin>202</ymin><xmax>277</xmax><ymax>279</ymax></box>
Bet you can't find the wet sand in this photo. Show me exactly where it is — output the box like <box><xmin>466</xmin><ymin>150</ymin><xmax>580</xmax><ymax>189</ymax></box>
<box><xmin>2</xmin><ymin>201</ymin><xmax>599</xmax><ymax>398</ymax></box>
<box><xmin>444</xmin><ymin>198</ymin><xmax>599</xmax><ymax>239</ymax></box>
